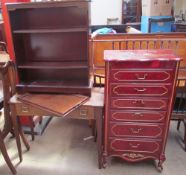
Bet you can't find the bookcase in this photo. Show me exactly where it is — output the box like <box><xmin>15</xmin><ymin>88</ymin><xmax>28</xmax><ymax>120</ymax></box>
<box><xmin>7</xmin><ymin>0</ymin><xmax>91</xmax><ymax>96</ymax></box>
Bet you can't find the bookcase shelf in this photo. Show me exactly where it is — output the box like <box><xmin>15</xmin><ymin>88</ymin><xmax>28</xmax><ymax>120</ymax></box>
<box><xmin>7</xmin><ymin>0</ymin><xmax>91</xmax><ymax>96</ymax></box>
<box><xmin>18</xmin><ymin>61</ymin><xmax>88</xmax><ymax>69</ymax></box>
<box><xmin>13</xmin><ymin>28</ymin><xmax>88</xmax><ymax>34</ymax></box>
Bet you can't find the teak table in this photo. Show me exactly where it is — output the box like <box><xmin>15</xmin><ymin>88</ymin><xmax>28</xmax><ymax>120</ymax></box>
<box><xmin>9</xmin><ymin>88</ymin><xmax>104</xmax><ymax>168</ymax></box>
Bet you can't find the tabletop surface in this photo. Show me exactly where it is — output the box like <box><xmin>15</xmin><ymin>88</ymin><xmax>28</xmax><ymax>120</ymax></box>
<box><xmin>10</xmin><ymin>88</ymin><xmax>104</xmax><ymax>108</ymax></box>
<box><xmin>104</xmin><ymin>50</ymin><xmax>181</xmax><ymax>62</ymax></box>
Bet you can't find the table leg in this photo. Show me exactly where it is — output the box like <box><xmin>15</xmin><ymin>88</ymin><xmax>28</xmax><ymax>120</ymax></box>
<box><xmin>10</xmin><ymin>104</ymin><xmax>23</xmax><ymax>162</ymax></box>
<box><xmin>17</xmin><ymin>117</ymin><xmax>30</xmax><ymax>151</ymax></box>
<box><xmin>95</xmin><ymin>107</ymin><xmax>103</xmax><ymax>169</ymax></box>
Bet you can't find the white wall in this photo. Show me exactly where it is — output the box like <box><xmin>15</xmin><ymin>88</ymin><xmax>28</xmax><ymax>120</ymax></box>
<box><xmin>174</xmin><ymin>0</ymin><xmax>186</xmax><ymax>15</ymax></box>
<box><xmin>90</xmin><ymin>0</ymin><xmax>122</xmax><ymax>25</ymax></box>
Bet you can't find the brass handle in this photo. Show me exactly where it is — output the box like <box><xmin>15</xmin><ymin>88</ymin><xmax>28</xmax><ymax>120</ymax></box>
<box><xmin>130</xmin><ymin>128</ymin><xmax>143</xmax><ymax>134</ymax></box>
<box><xmin>21</xmin><ymin>106</ymin><xmax>29</xmax><ymax>113</ymax></box>
<box><xmin>132</xmin><ymin>100</ymin><xmax>145</xmax><ymax>105</ymax></box>
<box><xmin>129</xmin><ymin>143</ymin><xmax>140</xmax><ymax>148</ymax></box>
<box><xmin>132</xmin><ymin>113</ymin><xmax>143</xmax><ymax>117</ymax></box>
<box><xmin>135</xmin><ymin>73</ymin><xmax>148</xmax><ymax>80</ymax></box>
<box><xmin>134</xmin><ymin>88</ymin><xmax>146</xmax><ymax>92</ymax></box>
<box><xmin>80</xmin><ymin>109</ymin><xmax>87</xmax><ymax>116</ymax></box>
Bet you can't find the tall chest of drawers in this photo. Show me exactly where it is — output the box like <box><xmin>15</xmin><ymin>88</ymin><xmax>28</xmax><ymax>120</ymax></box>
<box><xmin>102</xmin><ymin>50</ymin><xmax>181</xmax><ymax>170</ymax></box>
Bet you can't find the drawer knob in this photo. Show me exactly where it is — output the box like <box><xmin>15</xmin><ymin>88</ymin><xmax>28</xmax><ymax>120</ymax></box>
<box><xmin>130</xmin><ymin>128</ymin><xmax>143</xmax><ymax>134</ymax></box>
<box><xmin>129</xmin><ymin>143</ymin><xmax>140</xmax><ymax>148</ymax></box>
<box><xmin>135</xmin><ymin>73</ymin><xmax>148</xmax><ymax>80</ymax></box>
<box><xmin>134</xmin><ymin>88</ymin><xmax>146</xmax><ymax>92</ymax></box>
<box><xmin>132</xmin><ymin>113</ymin><xmax>143</xmax><ymax>117</ymax></box>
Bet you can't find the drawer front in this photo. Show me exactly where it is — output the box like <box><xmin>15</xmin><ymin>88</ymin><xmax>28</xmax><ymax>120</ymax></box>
<box><xmin>65</xmin><ymin>106</ymin><xmax>94</xmax><ymax>119</ymax></box>
<box><xmin>109</xmin><ymin>138</ymin><xmax>161</xmax><ymax>154</ymax></box>
<box><xmin>111</xmin><ymin>60</ymin><xmax>176</xmax><ymax>69</ymax></box>
<box><xmin>111</xmin><ymin>84</ymin><xmax>170</xmax><ymax>97</ymax></box>
<box><xmin>15</xmin><ymin>103</ymin><xmax>46</xmax><ymax>116</ymax></box>
<box><xmin>110</xmin><ymin>123</ymin><xmax>164</xmax><ymax>138</ymax></box>
<box><xmin>111</xmin><ymin>98</ymin><xmax>168</xmax><ymax>110</ymax></box>
<box><xmin>111</xmin><ymin>70</ymin><xmax>173</xmax><ymax>83</ymax></box>
<box><xmin>110</xmin><ymin>110</ymin><xmax>166</xmax><ymax>122</ymax></box>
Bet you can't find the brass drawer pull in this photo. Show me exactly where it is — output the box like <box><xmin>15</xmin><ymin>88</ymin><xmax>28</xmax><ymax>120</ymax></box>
<box><xmin>132</xmin><ymin>100</ymin><xmax>145</xmax><ymax>105</ymax></box>
<box><xmin>134</xmin><ymin>88</ymin><xmax>146</xmax><ymax>92</ymax></box>
<box><xmin>21</xmin><ymin>106</ymin><xmax>29</xmax><ymax>113</ymax></box>
<box><xmin>129</xmin><ymin>143</ymin><xmax>140</xmax><ymax>148</ymax></box>
<box><xmin>80</xmin><ymin>109</ymin><xmax>87</xmax><ymax>116</ymax></box>
<box><xmin>132</xmin><ymin>113</ymin><xmax>143</xmax><ymax>117</ymax></box>
<box><xmin>130</xmin><ymin>128</ymin><xmax>143</xmax><ymax>134</ymax></box>
<box><xmin>135</xmin><ymin>73</ymin><xmax>148</xmax><ymax>80</ymax></box>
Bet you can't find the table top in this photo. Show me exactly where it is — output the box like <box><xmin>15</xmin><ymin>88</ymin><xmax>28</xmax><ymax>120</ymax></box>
<box><xmin>10</xmin><ymin>87</ymin><xmax>104</xmax><ymax>108</ymax></box>
<box><xmin>104</xmin><ymin>50</ymin><xmax>181</xmax><ymax>62</ymax></box>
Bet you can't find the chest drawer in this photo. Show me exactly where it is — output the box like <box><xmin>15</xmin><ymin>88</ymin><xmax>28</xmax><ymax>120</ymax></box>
<box><xmin>111</xmin><ymin>70</ymin><xmax>173</xmax><ymax>83</ymax></box>
<box><xmin>111</xmin><ymin>98</ymin><xmax>168</xmax><ymax>110</ymax></box>
<box><xmin>110</xmin><ymin>60</ymin><xmax>176</xmax><ymax>69</ymax></box>
<box><xmin>110</xmin><ymin>122</ymin><xmax>164</xmax><ymax>138</ymax></box>
<box><xmin>110</xmin><ymin>110</ymin><xmax>166</xmax><ymax>122</ymax></box>
<box><xmin>111</xmin><ymin>84</ymin><xmax>171</xmax><ymax>97</ymax></box>
<box><xmin>109</xmin><ymin>138</ymin><xmax>162</xmax><ymax>154</ymax></box>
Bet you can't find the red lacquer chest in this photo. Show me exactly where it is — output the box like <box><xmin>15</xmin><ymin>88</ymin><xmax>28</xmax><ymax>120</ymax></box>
<box><xmin>102</xmin><ymin>50</ymin><xmax>181</xmax><ymax>171</ymax></box>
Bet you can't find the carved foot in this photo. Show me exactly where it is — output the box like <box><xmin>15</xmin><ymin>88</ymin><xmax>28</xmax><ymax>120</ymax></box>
<box><xmin>156</xmin><ymin>160</ymin><xmax>163</xmax><ymax>172</ymax></box>
<box><xmin>155</xmin><ymin>155</ymin><xmax>165</xmax><ymax>172</ymax></box>
<box><xmin>101</xmin><ymin>152</ymin><xmax>108</xmax><ymax>168</ymax></box>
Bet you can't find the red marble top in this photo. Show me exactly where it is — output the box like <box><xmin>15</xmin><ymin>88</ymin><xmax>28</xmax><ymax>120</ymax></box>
<box><xmin>104</xmin><ymin>50</ymin><xmax>181</xmax><ymax>62</ymax></box>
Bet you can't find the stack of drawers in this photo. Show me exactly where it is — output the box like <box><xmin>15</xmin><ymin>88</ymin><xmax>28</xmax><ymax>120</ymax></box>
<box><xmin>102</xmin><ymin>50</ymin><xmax>180</xmax><ymax>170</ymax></box>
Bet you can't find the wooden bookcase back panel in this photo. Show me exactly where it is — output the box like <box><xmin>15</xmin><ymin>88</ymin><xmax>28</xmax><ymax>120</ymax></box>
<box><xmin>18</xmin><ymin>68</ymin><xmax>89</xmax><ymax>84</ymax></box>
<box><xmin>13</xmin><ymin>32</ymin><xmax>88</xmax><ymax>63</ymax></box>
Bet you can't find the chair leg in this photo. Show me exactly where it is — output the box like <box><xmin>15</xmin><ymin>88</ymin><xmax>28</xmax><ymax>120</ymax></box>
<box><xmin>39</xmin><ymin>116</ymin><xmax>43</xmax><ymax>125</ymax></box>
<box><xmin>17</xmin><ymin>117</ymin><xmax>30</xmax><ymax>151</ymax></box>
<box><xmin>88</xmin><ymin>119</ymin><xmax>93</xmax><ymax>128</ymax></box>
<box><xmin>91</xmin><ymin>120</ymin><xmax>97</xmax><ymax>142</ymax></box>
<box><xmin>184</xmin><ymin>119</ymin><xmax>186</xmax><ymax>152</ymax></box>
<box><xmin>0</xmin><ymin>132</ymin><xmax>16</xmax><ymax>174</ymax></box>
<box><xmin>177</xmin><ymin>119</ymin><xmax>182</xmax><ymax>131</ymax></box>
<box><xmin>30</xmin><ymin>126</ymin><xmax>35</xmax><ymax>141</ymax></box>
